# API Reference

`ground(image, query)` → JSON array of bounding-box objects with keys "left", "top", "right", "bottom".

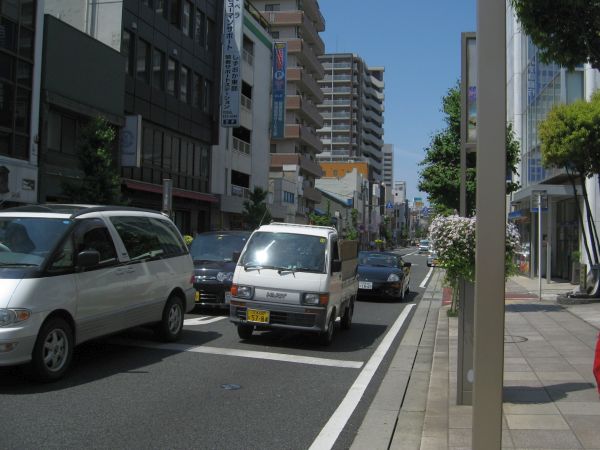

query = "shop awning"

[{"left": 123, "top": 179, "right": 218, "bottom": 203}]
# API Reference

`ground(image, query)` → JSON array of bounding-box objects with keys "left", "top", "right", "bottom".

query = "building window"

[
  {"left": 0, "top": 81, "right": 14, "bottom": 129},
  {"left": 155, "top": 0, "right": 167, "bottom": 18},
  {"left": 170, "top": 0, "right": 181, "bottom": 27},
  {"left": 283, "top": 191, "right": 295, "bottom": 204},
  {"left": 167, "top": 57, "right": 177, "bottom": 97},
  {"left": 0, "top": 17, "right": 17, "bottom": 53},
  {"left": 192, "top": 72, "right": 202, "bottom": 108},
  {"left": 206, "top": 17, "right": 215, "bottom": 50},
  {"left": 121, "top": 29, "right": 135, "bottom": 76},
  {"left": 203, "top": 79, "right": 211, "bottom": 112},
  {"left": 271, "top": 31, "right": 279, "bottom": 39},
  {"left": 137, "top": 39, "right": 151, "bottom": 83},
  {"left": 14, "top": 88, "right": 29, "bottom": 132},
  {"left": 142, "top": 0, "right": 153, "bottom": 8},
  {"left": 265, "top": 4, "right": 280, "bottom": 11},
  {"left": 180, "top": 65, "right": 189, "bottom": 103},
  {"left": 182, "top": 1, "right": 192, "bottom": 36},
  {"left": 152, "top": 48, "right": 165, "bottom": 90},
  {"left": 194, "top": 9, "right": 205, "bottom": 46}
]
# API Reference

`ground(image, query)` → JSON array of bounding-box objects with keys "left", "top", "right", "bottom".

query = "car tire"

[
  {"left": 237, "top": 324, "right": 253, "bottom": 340},
  {"left": 319, "top": 312, "right": 335, "bottom": 346},
  {"left": 156, "top": 295, "right": 184, "bottom": 342},
  {"left": 341, "top": 299, "right": 354, "bottom": 330},
  {"left": 27, "top": 317, "right": 74, "bottom": 382}
]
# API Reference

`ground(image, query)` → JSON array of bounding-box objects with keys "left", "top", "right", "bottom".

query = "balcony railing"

[
  {"left": 231, "top": 184, "right": 250, "bottom": 198},
  {"left": 242, "top": 49, "right": 254, "bottom": 66},
  {"left": 233, "top": 137, "right": 251, "bottom": 154},
  {"left": 241, "top": 94, "right": 252, "bottom": 110}
]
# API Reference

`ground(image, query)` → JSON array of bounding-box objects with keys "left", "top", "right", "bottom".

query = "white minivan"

[
  {"left": 229, "top": 223, "right": 358, "bottom": 345},
  {"left": 0, "top": 204, "right": 195, "bottom": 381}
]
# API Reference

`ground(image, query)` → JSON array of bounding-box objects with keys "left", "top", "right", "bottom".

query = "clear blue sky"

[{"left": 319, "top": 0, "right": 476, "bottom": 204}]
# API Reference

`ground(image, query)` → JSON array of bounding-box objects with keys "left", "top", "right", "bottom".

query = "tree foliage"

[
  {"left": 511, "top": 0, "right": 600, "bottom": 71},
  {"left": 418, "top": 83, "right": 520, "bottom": 215},
  {"left": 242, "top": 187, "right": 271, "bottom": 230},
  {"left": 62, "top": 116, "right": 123, "bottom": 204}
]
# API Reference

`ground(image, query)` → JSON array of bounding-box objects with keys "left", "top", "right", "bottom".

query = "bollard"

[{"left": 594, "top": 332, "right": 600, "bottom": 397}]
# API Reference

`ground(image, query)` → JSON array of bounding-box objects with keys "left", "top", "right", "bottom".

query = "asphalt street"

[{"left": 0, "top": 248, "right": 434, "bottom": 450}]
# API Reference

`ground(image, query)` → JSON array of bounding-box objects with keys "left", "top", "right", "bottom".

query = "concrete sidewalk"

[{"left": 351, "top": 270, "right": 600, "bottom": 450}]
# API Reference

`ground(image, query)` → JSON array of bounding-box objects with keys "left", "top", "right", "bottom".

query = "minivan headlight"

[
  {"left": 387, "top": 273, "right": 401, "bottom": 282},
  {"left": 0, "top": 309, "right": 31, "bottom": 327}
]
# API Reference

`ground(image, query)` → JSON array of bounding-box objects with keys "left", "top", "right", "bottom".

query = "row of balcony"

[
  {"left": 286, "top": 39, "right": 324, "bottom": 79},
  {"left": 264, "top": 11, "right": 324, "bottom": 55},
  {"left": 270, "top": 152, "right": 323, "bottom": 178},
  {"left": 286, "top": 95, "right": 324, "bottom": 129},
  {"left": 284, "top": 124, "right": 323, "bottom": 153},
  {"left": 298, "top": 0, "right": 326, "bottom": 32},
  {"left": 321, "top": 99, "right": 352, "bottom": 107},
  {"left": 321, "top": 86, "right": 352, "bottom": 94},
  {"left": 287, "top": 67, "right": 324, "bottom": 103}
]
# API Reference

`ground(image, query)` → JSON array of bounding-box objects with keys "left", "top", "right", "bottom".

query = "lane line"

[
  {"left": 110, "top": 339, "right": 364, "bottom": 369},
  {"left": 309, "top": 303, "right": 416, "bottom": 450},
  {"left": 184, "top": 316, "right": 227, "bottom": 326},
  {"left": 419, "top": 267, "right": 434, "bottom": 288}
]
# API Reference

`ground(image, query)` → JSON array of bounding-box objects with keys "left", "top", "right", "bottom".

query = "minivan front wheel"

[
  {"left": 157, "top": 295, "right": 184, "bottom": 342},
  {"left": 319, "top": 312, "right": 335, "bottom": 346},
  {"left": 28, "top": 317, "right": 74, "bottom": 382}
]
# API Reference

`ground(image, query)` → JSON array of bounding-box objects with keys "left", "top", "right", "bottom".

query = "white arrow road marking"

[
  {"left": 110, "top": 339, "right": 364, "bottom": 369},
  {"left": 184, "top": 316, "right": 227, "bottom": 326},
  {"left": 309, "top": 303, "right": 415, "bottom": 450}
]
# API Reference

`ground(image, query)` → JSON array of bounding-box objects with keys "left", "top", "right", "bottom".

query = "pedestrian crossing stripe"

[{"left": 183, "top": 316, "right": 227, "bottom": 326}]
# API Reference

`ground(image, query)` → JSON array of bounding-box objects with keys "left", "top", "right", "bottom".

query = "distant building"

[
  {"left": 393, "top": 181, "right": 406, "bottom": 204},
  {"left": 382, "top": 144, "right": 393, "bottom": 203}
]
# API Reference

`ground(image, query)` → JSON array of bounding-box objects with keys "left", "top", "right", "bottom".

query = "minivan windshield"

[
  {"left": 189, "top": 233, "right": 249, "bottom": 262},
  {"left": 240, "top": 232, "right": 327, "bottom": 273},
  {"left": 0, "top": 217, "right": 73, "bottom": 267}
]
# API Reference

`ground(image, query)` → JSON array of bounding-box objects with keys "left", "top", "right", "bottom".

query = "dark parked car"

[
  {"left": 357, "top": 251, "right": 411, "bottom": 301},
  {"left": 189, "top": 231, "right": 250, "bottom": 309}
]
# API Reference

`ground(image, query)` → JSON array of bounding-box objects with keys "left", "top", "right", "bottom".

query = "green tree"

[
  {"left": 511, "top": 0, "right": 600, "bottom": 71},
  {"left": 539, "top": 92, "right": 600, "bottom": 267},
  {"left": 418, "top": 83, "right": 520, "bottom": 215},
  {"left": 242, "top": 187, "right": 271, "bottom": 230},
  {"left": 309, "top": 200, "right": 333, "bottom": 226},
  {"left": 345, "top": 208, "right": 359, "bottom": 240},
  {"left": 62, "top": 116, "right": 122, "bottom": 204}
]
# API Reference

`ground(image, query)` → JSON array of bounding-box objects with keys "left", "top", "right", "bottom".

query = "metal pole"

[
  {"left": 538, "top": 192, "right": 542, "bottom": 300},
  {"left": 472, "top": 0, "right": 506, "bottom": 448}
]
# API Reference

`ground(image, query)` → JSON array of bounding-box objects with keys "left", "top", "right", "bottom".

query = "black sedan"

[{"left": 357, "top": 251, "right": 411, "bottom": 301}]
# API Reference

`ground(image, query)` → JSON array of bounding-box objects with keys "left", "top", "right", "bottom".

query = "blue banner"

[{"left": 271, "top": 42, "right": 287, "bottom": 139}]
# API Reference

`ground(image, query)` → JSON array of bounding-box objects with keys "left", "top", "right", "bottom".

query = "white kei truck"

[{"left": 229, "top": 223, "right": 358, "bottom": 345}]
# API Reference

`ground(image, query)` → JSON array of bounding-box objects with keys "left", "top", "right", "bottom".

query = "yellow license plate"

[
  {"left": 247, "top": 309, "right": 270, "bottom": 323},
  {"left": 195, "top": 291, "right": 200, "bottom": 301}
]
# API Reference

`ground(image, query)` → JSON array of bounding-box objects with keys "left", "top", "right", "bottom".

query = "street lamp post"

[{"left": 473, "top": 0, "right": 506, "bottom": 449}]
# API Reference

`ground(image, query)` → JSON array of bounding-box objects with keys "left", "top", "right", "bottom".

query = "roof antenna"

[{"left": 258, "top": 207, "right": 269, "bottom": 227}]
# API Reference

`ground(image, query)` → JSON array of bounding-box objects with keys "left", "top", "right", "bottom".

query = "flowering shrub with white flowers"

[{"left": 429, "top": 215, "right": 520, "bottom": 309}]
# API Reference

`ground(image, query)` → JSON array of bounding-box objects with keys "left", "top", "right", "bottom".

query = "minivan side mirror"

[
  {"left": 331, "top": 259, "right": 342, "bottom": 273},
  {"left": 232, "top": 251, "right": 241, "bottom": 263},
  {"left": 403, "top": 261, "right": 412, "bottom": 268},
  {"left": 77, "top": 250, "right": 100, "bottom": 270}
]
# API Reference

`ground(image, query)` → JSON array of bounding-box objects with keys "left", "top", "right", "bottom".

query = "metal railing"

[
  {"left": 231, "top": 184, "right": 250, "bottom": 198},
  {"left": 241, "top": 94, "right": 252, "bottom": 110},
  {"left": 233, "top": 137, "right": 251, "bottom": 155},
  {"left": 242, "top": 49, "right": 254, "bottom": 66}
]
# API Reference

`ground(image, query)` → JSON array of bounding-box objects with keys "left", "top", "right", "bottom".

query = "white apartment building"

[
  {"left": 393, "top": 180, "right": 406, "bottom": 204},
  {"left": 316, "top": 53, "right": 385, "bottom": 182},
  {"left": 252, "top": 0, "right": 326, "bottom": 223},
  {"left": 507, "top": 3, "right": 600, "bottom": 281},
  {"left": 210, "top": 5, "right": 273, "bottom": 229}
]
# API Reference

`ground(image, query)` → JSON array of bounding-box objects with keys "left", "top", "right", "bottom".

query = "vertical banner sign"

[
  {"left": 271, "top": 42, "right": 287, "bottom": 139},
  {"left": 162, "top": 178, "right": 173, "bottom": 215},
  {"left": 120, "top": 114, "right": 142, "bottom": 167},
  {"left": 221, "top": 0, "right": 243, "bottom": 127},
  {"left": 466, "top": 36, "right": 477, "bottom": 144}
]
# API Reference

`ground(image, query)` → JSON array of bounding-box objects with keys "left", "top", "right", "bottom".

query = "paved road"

[{"left": 0, "top": 248, "right": 434, "bottom": 450}]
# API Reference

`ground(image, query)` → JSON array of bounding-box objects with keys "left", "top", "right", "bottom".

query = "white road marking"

[
  {"left": 404, "top": 250, "right": 418, "bottom": 256},
  {"left": 111, "top": 339, "right": 364, "bottom": 369},
  {"left": 184, "top": 316, "right": 227, "bottom": 326},
  {"left": 419, "top": 267, "right": 434, "bottom": 288},
  {"left": 309, "top": 304, "right": 416, "bottom": 450}
]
